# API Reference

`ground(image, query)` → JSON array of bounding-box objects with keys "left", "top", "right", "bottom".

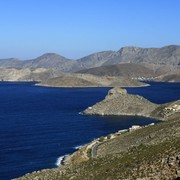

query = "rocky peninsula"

[{"left": 83, "top": 87, "right": 159, "bottom": 117}]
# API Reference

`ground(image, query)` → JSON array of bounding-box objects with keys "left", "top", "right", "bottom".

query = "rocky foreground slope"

[{"left": 16, "top": 88, "right": 180, "bottom": 180}]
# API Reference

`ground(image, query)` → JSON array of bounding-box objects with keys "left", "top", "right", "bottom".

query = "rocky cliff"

[{"left": 104, "top": 45, "right": 180, "bottom": 67}]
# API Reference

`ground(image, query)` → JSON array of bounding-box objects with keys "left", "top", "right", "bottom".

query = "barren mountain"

[
  {"left": 74, "top": 51, "right": 118, "bottom": 71},
  {"left": 77, "top": 63, "right": 157, "bottom": 78},
  {"left": 0, "top": 45, "right": 179, "bottom": 74},
  {"left": 104, "top": 45, "right": 180, "bottom": 66},
  {"left": 0, "top": 58, "right": 21, "bottom": 68},
  {"left": 83, "top": 87, "right": 159, "bottom": 117},
  {"left": 156, "top": 73, "right": 180, "bottom": 82},
  {"left": 21, "top": 53, "right": 77, "bottom": 72}
]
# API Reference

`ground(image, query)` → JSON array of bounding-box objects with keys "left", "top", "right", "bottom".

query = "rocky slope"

[
  {"left": 0, "top": 45, "right": 179, "bottom": 73},
  {"left": 0, "top": 45, "right": 179, "bottom": 83},
  {"left": 38, "top": 74, "right": 145, "bottom": 87},
  {"left": 155, "top": 67, "right": 180, "bottom": 82},
  {"left": 20, "top": 53, "right": 76, "bottom": 72},
  {"left": 74, "top": 51, "right": 118, "bottom": 71},
  {"left": 0, "top": 53, "right": 76, "bottom": 72},
  {"left": 104, "top": 45, "right": 180, "bottom": 67},
  {"left": 0, "top": 68, "right": 62, "bottom": 81},
  {"left": 158, "top": 73, "right": 180, "bottom": 82},
  {"left": 83, "top": 87, "right": 159, "bottom": 117},
  {"left": 77, "top": 63, "right": 158, "bottom": 78}
]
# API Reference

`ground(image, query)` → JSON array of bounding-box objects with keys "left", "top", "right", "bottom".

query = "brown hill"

[
  {"left": 83, "top": 87, "right": 158, "bottom": 117},
  {"left": 104, "top": 45, "right": 180, "bottom": 66},
  {"left": 77, "top": 63, "right": 157, "bottom": 78},
  {"left": 38, "top": 74, "right": 145, "bottom": 87}
]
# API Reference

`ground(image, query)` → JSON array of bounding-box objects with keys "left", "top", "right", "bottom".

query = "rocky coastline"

[
  {"left": 83, "top": 87, "right": 158, "bottom": 117},
  {"left": 15, "top": 87, "right": 180, "bottom": 180}
]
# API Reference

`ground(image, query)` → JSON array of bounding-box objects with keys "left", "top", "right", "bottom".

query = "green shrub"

[
  {"left": 99, "top": 136, "right": 104, "bottom": 142},
  {"left": 107, "top": 134, "right": 111, "bottom": 139},
  {"left": 87, "top": 148, "right": 92, "bottom": 158}
]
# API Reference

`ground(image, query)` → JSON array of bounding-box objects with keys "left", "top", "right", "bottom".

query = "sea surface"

[{"left": 0, "top": 82, "right": 179, "bottom": 180}]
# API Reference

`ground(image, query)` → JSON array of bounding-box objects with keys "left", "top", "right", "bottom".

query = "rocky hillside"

[
  {"left": 74, "top": 51, "right": 118, "bottom": 71},
  {"left": 83, "top": 87, "right": 180, "bottom": 120},
  {"left": 38, "top": 74, "right": 145, "bottom": 87},
  {"left": 155, "top": 67, "right": 180, "bottom": 82},
  {"left": 0, "top": 68, "right": 62, "bottom": 81},
  {"left": 104, "top": 45, "right": 180, "bottom": 67},
  {"left": 77, "top": 63, "right": 158, "bottom": 78},
  {"left": 83, "top": 87, "right": 159, "bottom": 117},
  {"left": 0, "top": 53, "right": 76, "bottom": 72},
  {"left": 159, "top": 74, "right": 180, "bottom": 82},
  {"left": 0, "top": 45, "right": 179, "bottom": 73},
  {"left": 20, "top": 53, "right": 76, "bottom": 72},
  {"left": 0, "top": 45, "right": 179, "bottom": 83}
]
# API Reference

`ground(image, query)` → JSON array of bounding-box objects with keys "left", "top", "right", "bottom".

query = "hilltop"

[
  {"left": 83, "top": 87, "right": 159, "bottom": 117},
  {"left": 103, "top": 45, "right": 180, "bottom": 66}
]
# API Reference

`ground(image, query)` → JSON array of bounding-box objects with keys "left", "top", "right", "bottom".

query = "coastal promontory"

[{"left": 83, "top": 87, "right": 159, "bottom": 118}]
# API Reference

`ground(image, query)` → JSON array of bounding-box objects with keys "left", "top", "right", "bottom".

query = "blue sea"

[{"left": 0, "top": 82, "right": 179, "bottom": 180}]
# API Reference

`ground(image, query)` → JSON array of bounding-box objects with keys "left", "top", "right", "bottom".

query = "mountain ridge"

[{"left": 0, "top": 45, "right": 179, "bottom": 73}]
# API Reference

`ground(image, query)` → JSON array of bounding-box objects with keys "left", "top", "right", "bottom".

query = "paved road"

[{"left": 91, "top": 143, "right": 99, "bottom": 158}]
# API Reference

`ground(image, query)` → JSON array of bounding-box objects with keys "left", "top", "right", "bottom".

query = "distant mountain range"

[
  {"left": 0, "top": 45, "right": 179, "bottom": 73},
  {"left": 0, "top": 45, "right": 179, "bottom": 83}
]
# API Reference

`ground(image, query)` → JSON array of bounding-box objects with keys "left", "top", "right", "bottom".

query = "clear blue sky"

[{"left": 0, "top": 0, "right": 180, "bottom": 59}]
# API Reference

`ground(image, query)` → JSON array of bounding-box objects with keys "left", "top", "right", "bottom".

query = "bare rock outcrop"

[{"left": 83, "top": 87, "right": 158, "bottom": 117}]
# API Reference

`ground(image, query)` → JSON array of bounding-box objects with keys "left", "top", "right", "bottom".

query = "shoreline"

[
  {"left": 14, "top": 82, "right": 180, "bottom": 179},
  {"left": 58, "top": 121, "right": 158, "bottom": 167},
  {"left": 35, "top": 83, "right": 149, "bottom": 88},
  {"left": 59, "top": 97, "right": 180, "bottom": 167}
]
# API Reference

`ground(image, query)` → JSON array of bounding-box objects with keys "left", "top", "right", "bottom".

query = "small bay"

[{"left": 0, "top": 82, "right": 179, "bottom": 180}]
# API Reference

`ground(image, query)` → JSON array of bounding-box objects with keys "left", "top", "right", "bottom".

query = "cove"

[{"left": 0, "top": 82, "right": 179, "bottom": 180}]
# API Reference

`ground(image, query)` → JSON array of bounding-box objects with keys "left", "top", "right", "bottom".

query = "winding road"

[{"left": 91, "top": 143, "right": 100, "bottom": 158}]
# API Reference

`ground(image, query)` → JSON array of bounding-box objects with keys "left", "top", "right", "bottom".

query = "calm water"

[
  {"left": 126, "top": 81, "right": 180, "bottom": 104},
  {"left": 0, "top": 82, "right": 179, "bottom": 180}
]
